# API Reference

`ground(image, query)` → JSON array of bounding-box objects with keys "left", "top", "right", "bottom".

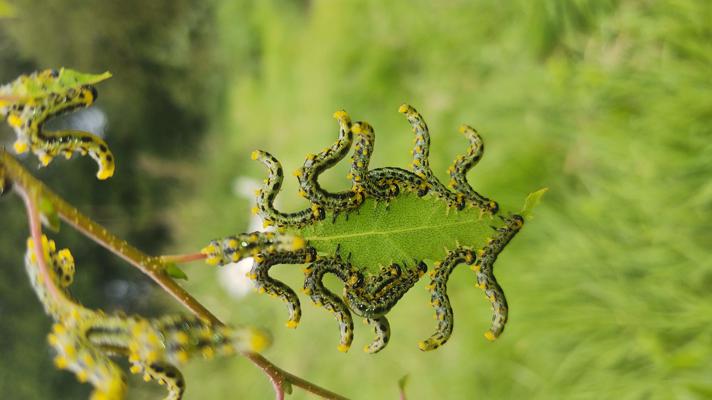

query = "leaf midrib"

[{"left": 304, "top": 218, "right": 481, "bottom": 243}]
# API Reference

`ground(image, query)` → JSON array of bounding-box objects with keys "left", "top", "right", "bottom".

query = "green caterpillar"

[{"left": 1, "top": 68, "right": 115, "bottom": 180}]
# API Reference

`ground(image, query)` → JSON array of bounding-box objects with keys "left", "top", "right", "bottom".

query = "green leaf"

[
  {"left": 295, "top": 194, "right": 511, "bottom": 271},
  {"left": 38, "top": 196, "right": 60, "bottom": 232},
  {"left": 398, "top": 374, "right": 410, "bottom": 391},
  {"left": 521, "top": 187, "right": 548, "bottom": 219},
  {"left": 282, "top": 380, "right": 293, "bottom": 395},
  {"left": 56, "top": 68, "right": 112, "bottom": 89},
  {"left": 165, "top": 263, "right": 188, "bottom": 280},
  {"left": 10, "top": 68, "right": 112, "bottom": 100}
]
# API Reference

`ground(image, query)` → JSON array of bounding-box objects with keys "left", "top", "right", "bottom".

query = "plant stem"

[
  {"left": 15, "top": 184, "right": 67, "bottom": 307},
  {"left": 160, "top": 252, "right": 207, "bottom": 264}
]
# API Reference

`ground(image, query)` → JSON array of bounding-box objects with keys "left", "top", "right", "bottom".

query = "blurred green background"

[{"left": 1, "top": 0, "right": 710, "bottom": 399}]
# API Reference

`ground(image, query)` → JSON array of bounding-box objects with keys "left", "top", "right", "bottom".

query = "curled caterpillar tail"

[
  {"left": 474, "top": 215, "right": 524, "bottom": 340},
  {"left": 297, "top": 110, "right": 360, "bottom": 210},
  {"left": 33, "top": 129, "right": 115, "bottom": 180},
  {"left": 303, "top": 257, "right": 355, "bottom": 352},
  {"left": 420, "top": 248, "right": 475, "bottom": 351},
  {"left": 447, "top": 124, "right": 498, "bottom": 214},
  {"left": 364, "top": 316, "right": 390, "bottom": 354},
  {"left": 249, "top": 250, "right": 315, "bottom": 329},
  {"left": 251, "top": 149, "right": 321, "bottom": 227}
]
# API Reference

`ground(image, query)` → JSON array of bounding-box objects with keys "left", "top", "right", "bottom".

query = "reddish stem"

[
  {"left": 16, "top": 185, "right": 64, "bottom": 304},
  {"left": 160, "top": 252, "right": 207, "bottom": 264}
]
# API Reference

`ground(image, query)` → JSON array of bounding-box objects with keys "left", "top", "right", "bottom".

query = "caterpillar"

[{"left": 1, "top": 68, "right": 115, "bottom": 180}]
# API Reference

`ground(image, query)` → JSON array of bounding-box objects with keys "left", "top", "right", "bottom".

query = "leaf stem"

[{"left": 160, "top": 252, "right": 207, "bottom": 264}]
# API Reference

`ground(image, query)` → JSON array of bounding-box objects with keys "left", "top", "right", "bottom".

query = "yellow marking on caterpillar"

[
  {"left": 175, "top": 350, "right": 189, "bottom": 364},
  {"left": 54, "top": 356, "right": 68, "bottom": 369},
  {"left": 13, "top": 140, "right": 28, "bottom": 154},
  {"left": 202, "top": 347, "right": 215, "bottom": 359},
  {"left": 48, "top": 333, "right": 58, "bottom": 345},
  {"left": 7, "top": 114, "right": 22, "bottom": 127},
  {"left": 291, "top": 236, "right": 306, "bottom": 250},
  {"left": 333, "top": 110, "right": 349, "bottom": 121},
  {"left": 39, "top": 153, "right": 53, "bottom": 166},
  {"left": 250, "top": 331, "right": 270, "bottom": 352},
  {"left": 96, "top": 165, "right": 114, "bottom": 181},
  {"left": 76, "top": 370, "right": 89, "bottom": 383}
]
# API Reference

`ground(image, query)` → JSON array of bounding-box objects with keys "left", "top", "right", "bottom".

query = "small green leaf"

[
  {"left": 165, "top": 263, "right": 188, "bottom": 280},
  {"left": 398, "top": 374, "right": 410, "bottom": 391},
  {"left": 57, "top": 69, "right": 112, "bottom": 88},
  {"left": 283, "top": 379, "right": 293, "bottom": 395},
  {"left": 38, "top": 196, "right": 60, "bottom": 232},
  {"left": 17, "top": 69, "right": 112, "bottom": 100},
  {"left": 521, "top": 187, "right": 548, "bottom": 219},
  {"left": 398, "top": 374, "right": 410, "bottom": 399}
]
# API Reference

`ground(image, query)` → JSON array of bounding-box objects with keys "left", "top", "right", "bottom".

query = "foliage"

[
  {"left": 301, "top": 188, "right": 546, "bottom": 269},
  {"left": 301, "top": 195, "right": 502, "bottom": 269},
  {"left": 0, "top": 0, "right": 710, "bottom": 399}
]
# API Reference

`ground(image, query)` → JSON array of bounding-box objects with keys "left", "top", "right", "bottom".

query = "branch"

[
  {"left": 15, "top": 180, "right": 67, "bottom": 308},
  {"left": 0, "top": 149, "right": 348, "bottom": 400}
]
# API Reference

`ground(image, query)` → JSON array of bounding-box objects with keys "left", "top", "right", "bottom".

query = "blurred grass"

[
  {"left": 168, "top": 1, "right": 711, "bottom": 399},
  {"left": 1, "top": 0, "right": 710, "bottom": 399}
]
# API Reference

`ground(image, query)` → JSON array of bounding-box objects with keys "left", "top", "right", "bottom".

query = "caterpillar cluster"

[
  {"left": 1, "top": 68, "right": 115, "bottom": 180},
  {"left": 25, "top": 235, "right": 268, "bottom": 399},
  {"left": 203, "top": 105, "right": 527, "bottom": 353}
]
